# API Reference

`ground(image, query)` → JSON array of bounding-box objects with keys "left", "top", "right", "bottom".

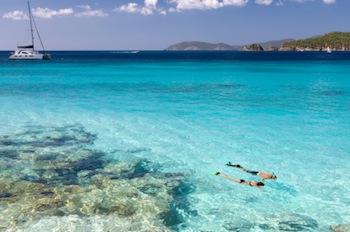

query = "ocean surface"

[{"left": 0, "top": 51, "right": 350, "bottom": 231}]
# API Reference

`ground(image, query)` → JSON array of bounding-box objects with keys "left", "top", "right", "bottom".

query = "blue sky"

[{"left": 1, "top": 0, "right": 349, "bottom": 50}]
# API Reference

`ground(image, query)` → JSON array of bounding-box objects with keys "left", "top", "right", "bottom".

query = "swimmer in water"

[
  {"left": 226, "top": 162, "right": 277, "bottom": 181},
  {"left": 215, "top": 172, "right": 265, "bottom": 190}
]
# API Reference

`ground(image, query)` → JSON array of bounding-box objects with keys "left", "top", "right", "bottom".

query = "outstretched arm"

[
  {"left": 216, "top": 172, "right": 241, "bottom": 183},
  {"left": 238, "top": 167, "right": 250, "bottom": 172},
  {"left": 226, "top": 163, "right": 250, "bottom": 172}
]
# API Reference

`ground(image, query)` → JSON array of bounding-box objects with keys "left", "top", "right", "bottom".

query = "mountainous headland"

[
  {"left": 281, "top": 32, "right": 350, "bottom": 51},
  {"left": 165, "top": 32, "right": 350, "bottom": 51}
]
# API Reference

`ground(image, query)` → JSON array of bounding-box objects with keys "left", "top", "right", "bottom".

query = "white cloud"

[
  {"left": 140, "top": 7, "right": 154, "bottom": 15},
  {"left": 168, "top": 0, "right": 249, "bottom": 11},
  {"left": 75, "top": 5, "right": 108, "bottom": 17},
  {"left": 223, "top": 0, "right": 249, "bottom": 7},
  {"left": 115, "top": 0, "right": 335, "bottom": 15},
  {"left": 116, "top": 0, "right": 164, "bottom": 15},
  {"left": 117, "top": 0, "right": 248, "bottom": 15},
  {"left": 255, "top": 0, "right": 273, "bottom": 5},
  {"left": 3, "top": 11, "right": 29, "bottom": 20},
  {"left": 323, "top": 0, "right": 335, "bottom": 4},
  {"left": 77, "top": 5, "right": 92, "bottom": 11},
  {"left": 145, "top": 0, "right": 158, "bottom": 7},
  {"left": 117, "top": 3, "right": 140, "bottom": 13},
  {"left": 142, "top": 0, "right": 158, "bottom": 15},
  {"left": 75, "top": 10, "right": 108, "bottom": 17},
  {"left": 3, "top": 5, "right": 108, "bottom": 21},
  {"left": 169, "top": 0, "right": 222, "bottom": 10},
  {"left": 32, "top": 7, "right": 74, "bottom": 19},
  {"left": 287, "top": 0, "right": 336, "bottom": 5},
  {"left": 158, "top": 9, "right": 167, "bottom": 15}
]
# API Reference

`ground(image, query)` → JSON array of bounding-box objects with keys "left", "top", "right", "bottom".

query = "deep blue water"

[
  {"left": 2, "top": 50, "right": 350, "bottom": 62},
  {"left": 0, "top": 51, "right": 350, "bottom": 231}
]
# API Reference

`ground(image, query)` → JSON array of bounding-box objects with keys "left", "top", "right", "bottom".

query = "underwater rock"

[
  {"left": 222, "top": 221, "right": 255, "bottom": 231},
  {"left": 139, "top": 183, "right": 163, "bottom": 196},
  {"left": 0, "top": 124, "right": 192, "bottom": 231},
  {"left": 318, "top": 90, "right": 345, "bottom": 96},
  {"left": 0, "top": 149, "right": 18, "bottom": 159},
  {"left": 330, "top": 224, "right": 350, "bottom": 232},
  {"left": 275, "top": 213, "right": 318, "bottom": 231},
  {"left": 0, "top": 124, "right": 96, "bottom": 148},
  {"left": 16, "top": 215, "right": 173, "bottom": 232},
  {"left": 0, "top": 192, "right": 12, "bottom": 198}
]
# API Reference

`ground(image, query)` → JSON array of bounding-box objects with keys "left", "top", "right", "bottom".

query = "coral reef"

[{"left": 0, "top": 125, "right": 191, "bottom": 231}]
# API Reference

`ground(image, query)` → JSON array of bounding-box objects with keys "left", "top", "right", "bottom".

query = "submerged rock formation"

[
  {"left": 222, "top": 213, "right": 319, "bottom": 231},
  {"left": 0, "top": 125, "right": 193, "bottom": 231},
  {"left": 330, "top": 224, "right": 350, "bottom": 232}
]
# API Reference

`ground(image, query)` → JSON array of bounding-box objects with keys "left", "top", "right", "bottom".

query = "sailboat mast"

[
  {"left": 27, "top": 1, "right": 34, "bottom": 48},
  {"left": 10, "top": 1, "right": 51, "bottom": 59}
]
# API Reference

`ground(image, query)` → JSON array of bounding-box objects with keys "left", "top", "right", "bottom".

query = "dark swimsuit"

[
  {"left": 247, "top": 171, "right": 259, "bottom": 175},
  {"left": 240, "top": 179, "right": 254, "bottom": 187}
]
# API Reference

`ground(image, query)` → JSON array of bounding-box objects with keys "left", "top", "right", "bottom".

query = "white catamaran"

[{"left": 9, "top": 1, "right": 51, "bottom": 60}]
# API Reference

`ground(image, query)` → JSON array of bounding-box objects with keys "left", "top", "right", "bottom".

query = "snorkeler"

[
  {"left": 215, "top": 172, "right": 264, "bottom": 190},
  {"left": 226, "top": 162, "right": 277, "bottom": 181}
]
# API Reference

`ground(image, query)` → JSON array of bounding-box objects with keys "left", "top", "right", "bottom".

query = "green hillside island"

[
  {"left": 165, "top": 32, "right": 350, "bottom": 51},
  {"left": 166, "top": 41, "right": 236, "bottom": 50},
  {"left": 165, "top": 40, "right": 290, "bottom": 51},
  {"left": 281, "top": 32, "right": 350, "bottom": 51}
]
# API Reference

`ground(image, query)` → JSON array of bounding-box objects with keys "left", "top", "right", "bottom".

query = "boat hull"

[{"left": 9, "top": 51, "right": 51, "bottom": 60}]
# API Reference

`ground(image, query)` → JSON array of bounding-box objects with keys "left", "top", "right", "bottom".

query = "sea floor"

[{"left": 1, "top": 54, "right": 350, "bottom": 231}]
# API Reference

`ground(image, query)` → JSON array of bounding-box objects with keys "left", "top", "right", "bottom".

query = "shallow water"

[{"left": 0, "top": 51, "right": 350, "bottom": 231}]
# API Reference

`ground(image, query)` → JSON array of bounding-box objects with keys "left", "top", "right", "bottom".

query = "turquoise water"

[{"left": 0, "top": 51, "right": 350, "bottom": 231}]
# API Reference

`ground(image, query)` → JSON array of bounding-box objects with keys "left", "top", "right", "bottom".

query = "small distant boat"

[
  {"left": 9, "top": 1, "right": 50, "bottom": 60},
  {"left": 112, "top": 51, "right": 140, "bottom": 54},
  {"left": 326, "top": 47, "right": 332, "bottom": 54}
]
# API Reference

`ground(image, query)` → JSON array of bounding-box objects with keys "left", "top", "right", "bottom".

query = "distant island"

[
  {"left": 165, "top": 32, "right": 350, "bottom": 51},
  {"left": 281, "top": 32, "right": 350, "bottom": 51},
  {"left": 166, "top": 41, "right": 236, "bottom": 51}
]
